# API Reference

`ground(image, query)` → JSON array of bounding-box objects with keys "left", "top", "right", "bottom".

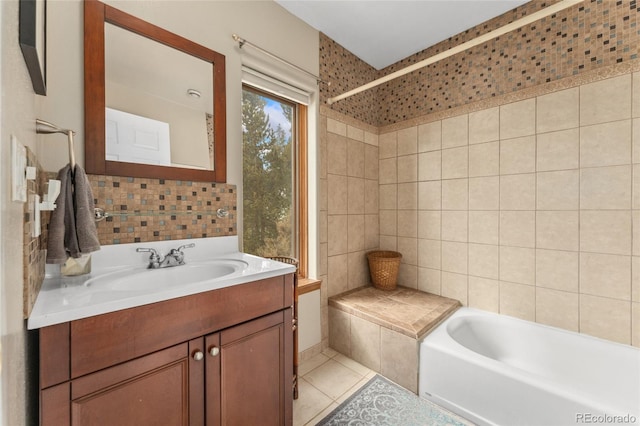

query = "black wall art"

[{"left": 19, "top": 0, "right": 46, "bottom": 95}]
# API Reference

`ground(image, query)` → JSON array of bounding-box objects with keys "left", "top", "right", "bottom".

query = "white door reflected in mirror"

[
  {"left": 105, "top": 22, "right": 214, "bottom": 171},
  {"left": 106, "top": 108, "right": 171, "bottom": 166}
]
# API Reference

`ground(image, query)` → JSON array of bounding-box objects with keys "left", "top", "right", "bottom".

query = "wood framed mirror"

[{"left": 84, "top": 0, "right": 226, "bottom": 182}]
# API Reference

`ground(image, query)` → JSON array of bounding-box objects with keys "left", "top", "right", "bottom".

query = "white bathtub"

[{"left": 419, "top": 308, "right": 640, "bottom": 426}]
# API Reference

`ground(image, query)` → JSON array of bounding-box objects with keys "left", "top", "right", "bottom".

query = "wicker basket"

[
  {"left": 266, "top": 256, "right": 299, "bottom": 273},
  {"left": 367, "top": 250, "right": 402, "bottom": 290}
]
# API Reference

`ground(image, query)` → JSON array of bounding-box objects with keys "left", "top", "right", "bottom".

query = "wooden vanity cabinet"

[{"left": 39, "top": 274, "right": 294, "bottom": 426}]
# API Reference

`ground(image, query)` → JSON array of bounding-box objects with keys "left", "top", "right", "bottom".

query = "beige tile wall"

[
  {"left": 319, "top": 113, "right": 379, "bottom": 349},
  {"left": 328, "top": 306, "right": 419, "bottom": 392},
  {"left": 379, "top": 72, "right": 640, "bottom": 347}
]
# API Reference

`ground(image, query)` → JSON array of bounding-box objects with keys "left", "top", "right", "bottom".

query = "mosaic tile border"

[
  {"left": 378, "top": 57, "right": 640, "bottom": 134},
  {"left": 321, "top": 0, "right": 640, "bottom": 127},
  {"left": 322, "top": 57, "right": 640, "bottom": 134},
  {"left": 320, "top": 32, "right": 379, "bottom": 126}
]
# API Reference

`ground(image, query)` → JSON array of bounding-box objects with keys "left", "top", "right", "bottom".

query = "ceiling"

[{"left": 275, "top": 0, "right": 529, "bottom": 70}]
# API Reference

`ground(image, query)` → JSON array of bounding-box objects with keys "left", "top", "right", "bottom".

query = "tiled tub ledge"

[{"left": 328, "top": 286, "right": 460, "bottom": 393}]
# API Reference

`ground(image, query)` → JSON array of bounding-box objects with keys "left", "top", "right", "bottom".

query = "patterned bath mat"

[{"left": 316, "top": 375, "right": 473, "bottom": 426}]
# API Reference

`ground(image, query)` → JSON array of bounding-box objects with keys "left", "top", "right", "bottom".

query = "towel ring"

[{"left": 36, "top": 119, "right": 76, "bottom": 170}]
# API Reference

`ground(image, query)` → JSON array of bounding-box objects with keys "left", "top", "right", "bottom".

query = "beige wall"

[
  {"left": 37, "top": 0, "right": 320, "bottom": 237},
  {"left": 37, "top": 0, "right": 321, "bottom": 278},
  {"left": 378, "top": 72, "right": 640, "bottom": 346},
  {"left": 3, "top": 0, "right": 321, "bottom": 422},
  {"left": 1, "top": 0, "right": 40, "bottom": 424}
]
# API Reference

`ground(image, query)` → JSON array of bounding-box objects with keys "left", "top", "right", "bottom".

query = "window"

[{"left": 242, "top": 85, "right": 308, "bottom": 276}]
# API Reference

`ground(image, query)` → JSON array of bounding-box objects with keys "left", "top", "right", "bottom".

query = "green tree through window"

[{"left": 242, "top": 86, "right": 295, "bottom": 257}]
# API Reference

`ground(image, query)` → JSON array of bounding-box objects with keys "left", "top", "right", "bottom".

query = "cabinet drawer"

[
  {"left": 70, "top": 275, "right": 290, "bottom": 377},
  {"left": 71, "top": 343, "right": 188, "bottom": 399}
]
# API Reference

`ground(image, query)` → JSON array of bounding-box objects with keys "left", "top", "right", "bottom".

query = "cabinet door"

[
  {"left": 70, "top": 342, "right": 203, "bottom": 426},
  {"left": 218, "top": 311, "right": 291, "bottom": 426}
]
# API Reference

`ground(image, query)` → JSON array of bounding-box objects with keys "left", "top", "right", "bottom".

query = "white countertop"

[{"left": 27, "top": 236, "right": 296, "bottom": 329}]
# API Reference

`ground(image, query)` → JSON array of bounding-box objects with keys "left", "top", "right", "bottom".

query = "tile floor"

[{"left": 293, "top": 348, "right": 377, "bottom": 425}]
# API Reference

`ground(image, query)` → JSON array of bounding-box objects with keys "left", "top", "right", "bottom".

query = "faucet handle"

[
  {"left": 171, "top": 243, "right": 194, "bottom": 264},
  {"left": 177, "top": 243, "right": 195, "bottom": 252},
  {"left": 136, "top": 247, "right": 159, "bottom": 257},
  {"left": 136, "top": 248, "right": 161, "bottom": 268}
]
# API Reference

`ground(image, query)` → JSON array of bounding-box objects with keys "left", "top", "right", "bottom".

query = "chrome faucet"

[{"left": 136, "top": 243, "right": 195, "bottom": 269}]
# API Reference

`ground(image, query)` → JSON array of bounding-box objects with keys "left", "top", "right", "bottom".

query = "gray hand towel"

[{"left": 46, "top": 164, "right": 101, "bottom": 264}]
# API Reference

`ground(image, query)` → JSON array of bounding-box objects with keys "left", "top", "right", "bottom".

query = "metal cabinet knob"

[
  {"left": 193, "top": 351, "right": 204, "bottom": 361},
  {"left": 209, "top": 346, "right": 220, "bottom": 357}
]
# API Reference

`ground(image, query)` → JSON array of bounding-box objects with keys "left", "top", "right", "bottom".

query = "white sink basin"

[
  {"left": 29, "top": 236, "right": 299, "bottom": 330},
  {"left": 83, "top": 259, "right": 249, "bottom": 292}
]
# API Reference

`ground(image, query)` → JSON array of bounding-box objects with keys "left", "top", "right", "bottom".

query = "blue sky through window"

[{"left": 264, "top": 98, "right": 292, "bottom": 140}]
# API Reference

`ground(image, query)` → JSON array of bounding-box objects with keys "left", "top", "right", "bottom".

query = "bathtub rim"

[{"left": 419, "top": 307, "right": 640, "bottom": 417}]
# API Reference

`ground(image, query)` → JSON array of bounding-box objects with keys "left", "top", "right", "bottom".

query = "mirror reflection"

[{"left": 105, "top": 23, "right": 214, "bottom": 170}]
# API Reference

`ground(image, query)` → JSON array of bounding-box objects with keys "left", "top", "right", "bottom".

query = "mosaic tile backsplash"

[
  {"left": 88, "top": 175, "right": 237, "bottom": 245},
  {"left": 23, "top": 147, "right": 48, "bottom": 318},
  {"left": 322, "top": 0, "right": 640, "bottom": 127}
]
